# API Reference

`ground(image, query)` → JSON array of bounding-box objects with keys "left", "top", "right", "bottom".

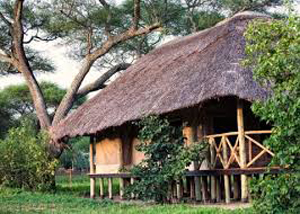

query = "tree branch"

[
  {"left": 76, "top": 63, "right": 131, "bottom": 98},
  {"left": 52, "top": 22, "right": 161, "bottom": 125},
  {"left": 98, "top": 0, "right": 112, "bottom": 37},
  {"left": 132, "top": 0, "right": 141, "bottom": 30},
  {"left": 0, "top": 11, "right": 12, "bottom": 28},
  {"left": 10, "top": 0, "right": 51, "bottom": 129}
]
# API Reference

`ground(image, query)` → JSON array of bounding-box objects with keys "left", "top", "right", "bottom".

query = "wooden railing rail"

[{"left": 205, "top": 130, "right": 274, "bottom": 170}]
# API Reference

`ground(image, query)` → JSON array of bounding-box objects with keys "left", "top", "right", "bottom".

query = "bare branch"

[
  {"left": 76, "top": 63, "right": 131, "bottom": 98},
  {"left": 86, "top": 28, "right": 93, "bottom": 54},
  {"left": 0, "top": 52, "right": 12, "bottom": 63},
  {"left": 0, "top": 11, "right": 12, "bottom": 28},
  {"left": 52, "top": 22, "right": 161, "bottom": 125},
  {"left": 132, "top": 0, "right": 141, "bottom": 30}
]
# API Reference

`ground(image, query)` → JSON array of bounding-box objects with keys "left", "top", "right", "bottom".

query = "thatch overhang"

[{"left": 53, "top": 12, "right": 270, "bottom": 140}]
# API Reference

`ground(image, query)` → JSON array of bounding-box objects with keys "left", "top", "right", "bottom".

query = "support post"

[
  {"left": 90, "top": 136, "right": 96, "bottom": 198},
  {"left": 233, "top": 175, "right": 240, "bottom": 201},
  {"left": 119, "top": 178, "right": 124, "bottom": 200},
  {"left": 210, "top": 142, "right": 216, "bottom": 203},
  {"left": 108, "top": 178, "right": 113, "bottom": 199},
  {"left": 237, "top": 99, "right": 248, "bottom": 202},
  {"left": 99, "top": 178, "right": 104, "bottom": 199},
  {"left": 216, "top": 176, "right": 221, "bottom": 203},
  {"left": 176, "top": 180, "right": 182, "bottom": 200},
  {"left": 201, "top": 176, "right": 209, "bottom": 203},
  {"left": 222, "top": 137, "right": 230, "bottom": 203},
  {"left": 189, "top": 177, "right": 195, "bottom": 199},
  {"left": 130, "top": 177, "right": 135, "bottom": 199}
]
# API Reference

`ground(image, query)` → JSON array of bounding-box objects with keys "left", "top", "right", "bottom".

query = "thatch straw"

[{"left": 52, "top": 12, "right": 270, "bottom": 140}]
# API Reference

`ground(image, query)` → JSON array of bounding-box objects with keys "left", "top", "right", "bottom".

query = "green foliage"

[
  {"left": 125, "top": 116, "right": 207, "bottom": 203},
  {"left": 250, "top": 174, "right": 300, "bottom": 213},
  {"left": 245, "top": 12, "right": 300, "bottom": 214},
  {"left": 220, "top": 0, "right": 283, "bottom": 14},
  {"left": 0, "top": 82, "right": 86, "bottom": 138},
  {"left": 59, "top": 137, "right": 89, "bottom": 170},
  {"left": 0, "top": 119, "right": 58, "bottom": 191}
]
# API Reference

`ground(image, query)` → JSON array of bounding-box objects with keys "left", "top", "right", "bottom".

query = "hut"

[{"left": 53, "top": 12, "right": 277, "bottom": 203}]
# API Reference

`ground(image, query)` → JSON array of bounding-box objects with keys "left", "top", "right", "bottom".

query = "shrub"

[
  {"left": 245, "top": 12, "right": 300, "bottom": 213},
  {"left": 125, "top": 116, "right": 207, "bottom": 203},
  {"left": 0, "top": 119, "right": 58, "bottom": 191}
]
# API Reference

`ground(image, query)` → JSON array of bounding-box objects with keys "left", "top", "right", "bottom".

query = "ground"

[{"left": 0, "top": 174, "right": 252, "bottom": 214}]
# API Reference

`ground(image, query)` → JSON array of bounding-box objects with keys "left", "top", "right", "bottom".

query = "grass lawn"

[{"left": 0, "top": 174, "right": 253, "bottom": 214}]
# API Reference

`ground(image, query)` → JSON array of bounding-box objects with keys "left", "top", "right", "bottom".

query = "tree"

[
  {"left": 0, "top": 81, "right": 86, "bottom": 138},
  {"left": 244, "top": 10, "right": 300, "bottom": 213},
  {"left": 0, "top": 0, "right": 283, "bottom": 157}
]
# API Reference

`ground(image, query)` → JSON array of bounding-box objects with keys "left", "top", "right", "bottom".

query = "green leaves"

[
  {"left": 125, "top": 116, "right": 206, "bottom": 203},
  {"left": 0, "top": 119, "right": 58, "bottom": 191},
  {"left": 245, "top": 12, "right": 300, "bottom": 214}
]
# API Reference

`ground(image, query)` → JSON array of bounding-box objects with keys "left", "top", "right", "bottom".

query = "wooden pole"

[
  {"left": 119, "top": 178, "right": 124, "bottom": 200},
  {"left": 189, "top": 177, "right": 195, "bottom": 199},
  {"left": 237, "top": 99, "right": 248, "bottom": 202},
  {"left": 222, "top": 137, "right": 230, "bottom": 203},
  {"left": 176, "top": 180, "right": 182, "bottom": 200},
  {"left": 108, "top": 178, "right": 113, "bottom": 199},
  {"left": 130, "top": 177, "right": 135, "bottom": 199},
  {"left": 89, "top": 136, "right": 96, "bottom": 198},
  {"left": 216, "top": 176, "right": 221, "bottom": 203},
  {"left": 210, "top": 142, "right": 216, "bottom": 203},
  {"left": 99, "top": 178, "right": 104, "bottom": 199},
  {"left": 201, "top": 176, "right": 209, "bottom": 203},
  {"left": 233, "top": 175, "right": 240, "bottom": 201}
]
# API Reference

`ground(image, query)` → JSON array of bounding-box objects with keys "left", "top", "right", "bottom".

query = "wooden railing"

[{"left": 206, "top": 130, "right": 274, "bottom": 170}]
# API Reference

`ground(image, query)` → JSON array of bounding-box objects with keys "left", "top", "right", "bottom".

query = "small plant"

[
  {"left": 125, "top": 116, "right": 207, "bottom": 203},
  {"left": 0, "top": 118, "right": 58, "bottom": 191}
]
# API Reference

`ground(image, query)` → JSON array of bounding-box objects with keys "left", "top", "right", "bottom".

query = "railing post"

[
  {"left": 222, "top": 136, "right": 230, "bottom": 203},
  {"left": 90, "top": 135, "right": 96, "bottom": 198},
  {"left": 210, "top": 139, "right": 216, "bottom": 203},
  {"left": 237, "top": 99, "right": 248, "bottom": 202}
]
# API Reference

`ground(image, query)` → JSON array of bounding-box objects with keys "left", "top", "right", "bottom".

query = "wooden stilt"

[
  {"left": 216, "top": 176, "right": 221, "bottom": 203},
  {"left": 233, "top": 175, "right": 240, "bottom": 201},
  {"left": 201, "top": 176, "right": 209, "bottom": 203},
  {"left": 222, "top": 136, "right": 230, "bottom": 204},
  {"left": 130, "top": 177, "right": 135, "bottom": 199},
  {"left": 189, "top": 177, "right": 195, "bottom": 199},
  {"left": 210, "top": 142, "right": 216, "bottom": 203},
  {"left": 108, "top": 178, "right": 113, "bottom": 199},
  {"left": 176, "top": 180, "right": 181, "bottom": 200},
  {"left": 99, "top": 178, "right": 104, "bottom": 199},
  {"left": 237, "top": 99, "right": 248, "bottom": 202},
  {"left": 89, "top": 136, "right": 96, "bottom": 198},
  {"left": 119, "top": 178, "right": 124, "bottom": 200}
]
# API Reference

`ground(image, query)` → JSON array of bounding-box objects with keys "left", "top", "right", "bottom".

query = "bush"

[
  {"left": 251, "top": 174, "right": 300, "bottom": 214},
  {"left": 125, "top": 116, "right": 207, "bottom": 203},
  {"left": 245, "top": 12, "right": 300, "bottom": 213},
  {"left": 0, "top": 119, "right": 58, "bottom": 191}
]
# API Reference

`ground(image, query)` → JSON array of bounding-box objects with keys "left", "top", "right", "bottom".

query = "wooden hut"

[{"left": 53, "top": 12, "right": 278, "bottom": 203}]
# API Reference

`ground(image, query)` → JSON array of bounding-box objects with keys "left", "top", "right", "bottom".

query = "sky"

[{"left": 0, "top": 3, "right": 300, "bottom": 91}]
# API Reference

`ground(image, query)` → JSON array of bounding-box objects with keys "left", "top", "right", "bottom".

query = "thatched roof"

[{"left": 53, "top": 12, "right": 270, "bottom": 140}]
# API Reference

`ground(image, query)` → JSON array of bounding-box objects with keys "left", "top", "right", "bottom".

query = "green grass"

[{"left": 0, "top": 174, "right": 253, "bottom": 214}]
